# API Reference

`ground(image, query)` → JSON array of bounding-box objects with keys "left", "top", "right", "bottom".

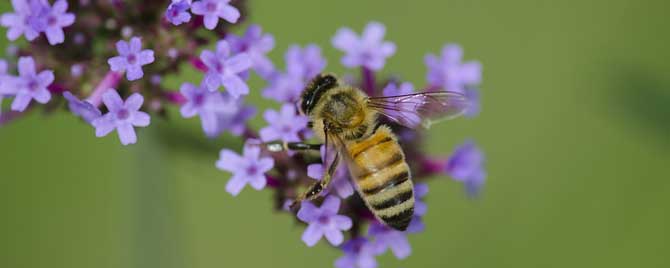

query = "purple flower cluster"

[
  {"left": 1, "top": 0, "right": 74, "bottom": 45},
  {"left": 0, "top": 1, "right": 488, "bottom": 267}
]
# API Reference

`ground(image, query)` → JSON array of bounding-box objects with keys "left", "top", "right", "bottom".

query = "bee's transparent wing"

[{"left": 367, "top": 91, "right": 469, "bottom": 129}]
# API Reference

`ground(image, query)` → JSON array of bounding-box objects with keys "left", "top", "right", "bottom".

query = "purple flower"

[
  {"left": 191, "top": 0, "right": 240, "bottom": 30},
  {"left": 332, "top": 22, "right": 396, "bottom": 71},
  {"left": 406, "top": 183, "right": 428, "bottom": 233},
  {"left": 307, "top": 145, "right": 354, "bottom": 198},
  {"left": 425, "top": 44, "right": 481, "bottom": 93},
  {"left": 446, "top": 140, "right": 486, "bottom": 196},
  {"left": 259, "top": 104, "right": 309, "bottom": 143},
  {"left": 216, "top": 101, "right": 255, "bottom": 136},
  {"left": 226, "top": 24, "right": 275, "bottom": 78},
  {"left": 286, "top": 44, "right": 327, "bottom": 80},
  {"left": 0, "top": 59, "right": 10, "bottom": 94},
  {"left": 297, "top": 196, "right": 352, "bottom": 247},
  {"left": 262, "top": 44, "right": 326, "bottom": 103},
  {"left": 9, "top": 56, "right": 53, "bottom": 112},
  {"left": 108, "top": 37, "right": 155, "bottom": 81},
  {"left": 180, "top": 82, "right": 254, "bottom": 137},
  {"left": 368, "top": 221, "right": 411, "bottom": 259},
  {"left": 63, "top": 91, "right": 101, "bottom": 124},
  {"left": 91, "top": 90, "right": 151, "bottom": 145},
  {"left": 216, "top": 142, "right": 274, "bottom": 196},
  {"left": 382, "top": 81, "right": 414, "bottom": 97},
  {"left": 165, "top": 0, "right": 192, "bottom": 26},
  {"left": 29, "top": 0, "right": 75, "bottom": 45},
  {"left": 1, "top": 0, "right": 41, "bottom": 41},
  {"left": 464, "top": 88, "right": 480, "bottom": 117},
  {"left": 335, "top": 238, "right": 379, "bottom": 268},
  {"left": 200, "top": 40, "right": 252, "bottom": 97}
]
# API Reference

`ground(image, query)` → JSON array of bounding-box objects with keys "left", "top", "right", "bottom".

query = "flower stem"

[
  {"left": 189, "top": 56, "right": 208, "bottom": 73},
  {"left": 361, "top": 67, "right": 376, "bottom": 96},
  {"left": 86, "top": 71, "right": 122, "bottom": 107}
]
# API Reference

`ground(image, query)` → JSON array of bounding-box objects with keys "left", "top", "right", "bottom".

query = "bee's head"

[{"left": 299, "top": 73, "right": 339, "bottom": 115}]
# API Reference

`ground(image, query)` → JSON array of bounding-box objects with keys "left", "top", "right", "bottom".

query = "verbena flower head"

[
  {"left": 63, "top": 91, "right": 102, "bottom": 124},
  {"left": 307, "top": 145, "right": 354, "bottom": 198},
  {"left": 165, "top": 0, "right": 192, "bottom": 26},
  {"left": 297, "top": 196, "right": 353, "bottom": 247},
  {"left": 28, "top": 0, "right": 75, "bottom": 45},
  {"left": 368, "top": 221, "right": 411, "bottom": 259},
  {"left": 191, "top": 0, "right": 240, "bottom": 30},
  {"left": 200, "top": 40, "right": 252, "bottom": 97},
  {"left": 226, "top": 24, "right": 275, "bottom": 78},
  {"left": 1, "top": 0, "right": 41, "bottom": 41},
  {"left": 9, "top": 56, "right": 54, "bottom": 112},
  {"left": 108, "top": 37, "right": 155, "bottom": 81},
  {"left": 332, "top": 21, "right": 396, "bottom": 71},
  {"left": 446, "top": 140, "right": 486, "bottom": 196},
  {"left": 259, "top": 104, "right": 309, "bottom": 142},
  {"left": 425, "top": 44, "right": 482, "bottom": 93},
  {"left": 91, "top": 90, "right": 151, "bottom": 145},
  {"left": 335, "top": 238, "right": 379, "bottom": 268},
  {"left": 216, "top": 141, "right": 274, "bottom": 196}
]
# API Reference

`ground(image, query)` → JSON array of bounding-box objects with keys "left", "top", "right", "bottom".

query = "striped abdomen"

[{"left": 345, "top": 125, "right": 414, "bottom": 231}]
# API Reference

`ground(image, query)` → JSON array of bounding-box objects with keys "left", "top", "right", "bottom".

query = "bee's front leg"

[{"left": 290, "top": 151, "right": 341, "bottom": 210}]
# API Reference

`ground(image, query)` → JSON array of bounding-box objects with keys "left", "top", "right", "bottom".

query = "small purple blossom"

[
  {"left": 368, "top": 221, "right": 411, "bottom": 259},
  {"left": 9, "top": 57, "right": 54, "bottom": 112},
  {"left": 335, "top": 238, "right": 379, "bottom": 268},
  {"left": 446, "top": 140, "right": 486, "bottom": 196},
  {"left": 259, "top": 104, "right": 309, "bottom": 143},
  {"left": 307, "top": 145, "right": 354, "bottom": 198},
  {"left": 70, "top": 64, "right": 84, "bottom": 78},
  {"left": 200, "top": 40, "right": 252, "bottom": 97},
  {"left": 226, "top": 24, "right": 275, "bottom": 78},
  {"left": 165, "top": 0, "right": 192, "bottom": 26},
  {"left": 286, "top": 44, "right": 327, "bottom": 80},
  {"left": 216, "top": 142, "right": 274, "bottom": 196},
  {"left": 180, "top": 82, "right": 254, "bottom": 137},
  {"left": 1, "top": 0, "right": 41, "bottom": 41},
  {"left": 191, "top": 0, "right": 240, "bottom": 30},
  {"left": 108, "top": 37, "right": 155, "bottom": 81},
  {"left": 332, "top": 22, "right": 396, "bottom": 71},
  {"left": 297, "top": 196, "right": 352, "bottom": 247},
  {"left": 262, "top": 72, "right": 304, "bottom": 103},
  {"left": 63, "top": 91, "right": 101, "bottom": 124},
  {"left": 382, "top": 82, "right": 414, "bottom": 97},
  {"left": 425, "top": 44, "right": 482, "bottom": 93},
  {"left": 91, "top": 90, "right": 151, "bottom": 145},
  {"left": 29, "top": 0, "right": 75, "bottom": 45}
]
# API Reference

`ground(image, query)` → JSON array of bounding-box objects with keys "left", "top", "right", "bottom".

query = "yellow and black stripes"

[{"left": 346, "top": 125, "right": 415, "bottom": 231}]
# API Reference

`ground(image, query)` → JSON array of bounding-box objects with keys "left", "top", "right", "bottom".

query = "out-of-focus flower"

[
  {"left": 216, "top": 99, "right": 255, "bottom": 136},
  {"left": 91, "top": 90, "right": 151, "bottom": 145},
  {"left": 29, "top": 0, "right": 75, "bottom": 45},
  {"left": 446, "top": 140, "right": 486, "bottom": 196},
  {"left": 1, "top": 0, "right": 41, "bottom": 41},
  {"left": 191, "top": 0, "right": 240, "bottom": 30},
  {"left": 406, "top": 183, "right": 428, "bottom": 233},
  {"left": 382, "top": 81, "right": 414, "bottom": 97},
  {"left": 0, "top": 59, "right": 10, "bottom": 94},
  {"left": 70, "top": 64, "right": 84, "bottom": 78},
  {"left": 9, "top": 57, "right": 54, "bottom": 112},
  {"left": 307, "top": 145, "right": 354, "bottom": 198},
  {"left": 332, "top": 22, "right": 396, "bottom": 71},
  {"left": 226, "top": 24, "right": 275, "bottom": 78},
  {"left": 425, "top": 44, "right": 481, "bottom": 93},
  {"left": 216, "top": 141, "right": 274, "bottom": 196},
  {"left": 108, "top": 37, "right": 155, "bottom": 81},
  {"left": 335, "top": 238, "right": 379, "bottom": 268},
  {"left": 464, "top": 88, "right": 480, "bottom": 117},
  {"left": 165, "top": 0, "right": 192, "bottom": 26},
  {"left": 368, "top": 221, "right": 411, "bottom": 259},
  {"left": 259, "top": 104, "right": 309, "bottom": 142},
  {"left": 297, "top": 196, "right": 352, "bottom": 247},
  {"left": 63, "top": 91, "right": 101, "bottom": 124},
  {"left": 262, "top": 44, "right": 326, "bottom": 103},
  {"left": 200, "top": 40, "right": 252, "bottom": 97}
]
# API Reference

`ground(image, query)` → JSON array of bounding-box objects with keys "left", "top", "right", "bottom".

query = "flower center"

[
  {"left": 27, "top": 79, "right": 39, "bottom": 92},
  {"left": 126, "top": 54, "right": 137, "bottom": 65},
  {"left": 116, "top": 108, "right": 130, "bottom": 120},
  {"left": 281, "top": 125, "right": 292, "bottom": 133},
  {"left": 47, "top": 16, "right": 57, "bottom": 26},
  {"left": 317, "top": 215, "right": 330, "bottom": 225},
  {"left": 206, "top": 2, "right": 217, "bottom": 12},
  {"left": 246, "top": 164, "right": 258, "bottom": 175},
  {"left": 193, "top": 93, "right": 205, "bottom": 106},
  {"left": 214, "top": 62, "right": 224, "bottom": 73}
]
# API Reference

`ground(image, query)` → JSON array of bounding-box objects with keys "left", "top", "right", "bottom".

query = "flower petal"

[
  {"left": 296, "top": 202, "right": 319, "bottom": 222},
  {"left": 216, "top": 149, "right": 242, "bottom": 172},
  {"left": 10, "top": 92, "right": 32, "bottom": 111},
  {"left": 101, "top": 90, "right": 124, "bottom": 111},
  {"left": 124, "top": 93, "right": 144, "bottom": 111},
  {"left": 301, "top": 224, "right": 323, "bottom": 247},
  {"left": 225, "top": 174, "right": 247, "bottom": 196},
  {"left": 218, "top": 4, "right": 240, "bottom": 23},
  {"left": 225, "top": 54, "right": 252, "bottom": 74},
  {"left": 131, "top": 111, "right": 150, "bottom": 127},
  {"left": 321, "top": 196, "right": 341, "bottom": 215},
  {"left": 332, "top": 28, "right": 358, "bottom": 51},
  {"left": 116, "top": 123, "right": 137, "bottom": 145},
  {"left": 92, "top": 115, "right": 116, "bottom": 137},
  {"left": 17, "top": 57, "right": 35, "bottom": 76},
  {"left": 221, "top": 75, "right": 248, "bottom": 98},
  {"left": 323, "top": 229, "right": 344, "bottom": 246}
]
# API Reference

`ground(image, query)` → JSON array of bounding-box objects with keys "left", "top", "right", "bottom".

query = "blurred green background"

[{"left": 2, "top": 0, "right": 670, "bottom": 267}]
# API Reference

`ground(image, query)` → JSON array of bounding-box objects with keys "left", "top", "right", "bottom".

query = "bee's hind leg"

[
  {"left": 264, "top": 141, "right": 322, "bottom": 152},
  {"left": 289, "top": 151, "right": 341, "bottom": 210}
]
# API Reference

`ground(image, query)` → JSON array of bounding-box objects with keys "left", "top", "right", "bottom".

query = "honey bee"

[{"left": 267, "top": 73, "right": 469, "bottom": 231}]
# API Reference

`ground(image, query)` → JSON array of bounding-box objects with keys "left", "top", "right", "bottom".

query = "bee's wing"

[{"left": 367, "top": 91, "right": 469, "bottom": 129}]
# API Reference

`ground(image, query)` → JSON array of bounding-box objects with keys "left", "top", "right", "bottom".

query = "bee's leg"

[
  {"left": 290, "top": 151, "right": 341, "bottom": 209},
  {"left": 263, "top": 141, "right": 322, "bottom": 152}
]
